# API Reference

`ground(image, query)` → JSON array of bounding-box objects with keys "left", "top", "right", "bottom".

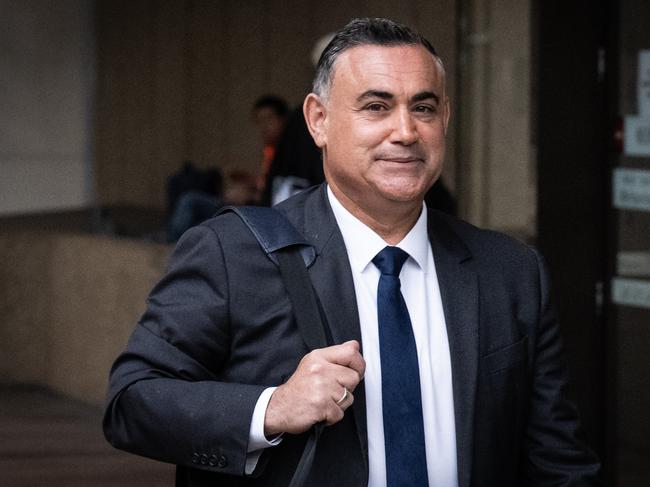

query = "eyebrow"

[
  {"left": 356, "top": 90, "right": 440, "bottom": 104},
  {"left": 412, "top": 91, "right": 439, "bottom": 104}
]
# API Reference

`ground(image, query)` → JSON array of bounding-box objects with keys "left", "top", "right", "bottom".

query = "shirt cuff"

[{"left": 245, "top": 387, "right": 283, "bottom": 474}]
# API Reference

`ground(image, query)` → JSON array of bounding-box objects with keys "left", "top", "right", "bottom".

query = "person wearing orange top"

[{"left": 252, "top": 95, "right": 289, "bottom": 192}]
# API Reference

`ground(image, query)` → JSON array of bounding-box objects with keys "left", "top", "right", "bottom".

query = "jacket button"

[
  {"left": 200, "top": 453, "right": 208, "bottom": 465},
  {"left": 208, "top": 454, "right": 218, "bottom": 467},
  {"left": 217, "top": 454, "right": 228, "bottom": 468},
  {"left": 191, "top": 453, "right": 200, "bottom": 464}
]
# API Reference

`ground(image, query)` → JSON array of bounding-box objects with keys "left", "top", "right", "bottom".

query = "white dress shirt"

[
  {"left": 247, "top": 187, "right": 458, "bottom": 487},
  {"left": 327, "top": 187, "right": 458, "bottom": 487}
]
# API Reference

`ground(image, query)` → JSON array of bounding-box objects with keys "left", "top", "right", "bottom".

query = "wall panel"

[
  {"left": 151, "top": 0, "right": 188, "bottom": 206},
  {"left": 0, "top": 0, "right": 95, "bottom": 215},
  {"left": 188, "top": 0, "right": 229, "bottom": 169},
  {"left": 95, "top": 0, "right": 123, "bottom": 207},
  {"left": 456, "top": 0, "right": 533, "bottom": 237},
  {"left": 120, "top": 0, "right": 157, "bottom": 207},
  {"left": 266, "top": 0, "right": 315, "bottom": 103},
  {"left": 221, "top": 1, "right": 267, "bottom": 173}
]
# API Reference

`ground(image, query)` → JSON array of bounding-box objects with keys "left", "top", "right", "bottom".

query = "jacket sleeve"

[
  {"left": 521, "top": 249, "right": 601, "bottom": 486},
  {"left": 103, "top": 223, "right": 266, "bottom": 476}
]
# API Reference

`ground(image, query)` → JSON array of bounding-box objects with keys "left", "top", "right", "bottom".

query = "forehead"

[{"left": 329, "top": 44, "right": 444, "bottom": 96}]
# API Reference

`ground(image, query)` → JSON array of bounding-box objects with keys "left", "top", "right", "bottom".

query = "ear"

[
  {"left": 303, "top": 93, "right": 328, "bottom": 148},
  {"left": 442, "top": 95, "right": 451, "bottom": 136}
]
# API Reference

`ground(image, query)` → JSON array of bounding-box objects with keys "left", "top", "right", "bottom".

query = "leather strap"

[
  {"left": 276, "top": 249, "right": 328, "bottom": 351},
  {"left": 220, "top": 206, "right": 328, "bottom": 486},
  {"left": 276, "top": 248, "right": 328, "bottom": 487}
]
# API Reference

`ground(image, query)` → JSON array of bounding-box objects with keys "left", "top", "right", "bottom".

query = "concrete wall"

[
  {"left": 0, "top": 0, "right": 96, "bottom": 216},
  {"left": 0, "top": 231, "right": 169, "bottom": 405},
  {"left": 457, "top": 0, "right": 534, "bottom": 238}
]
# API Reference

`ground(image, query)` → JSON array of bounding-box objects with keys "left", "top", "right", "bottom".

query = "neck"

[{"left": 329, "top": 185, "right": 423, "bottom": 245}]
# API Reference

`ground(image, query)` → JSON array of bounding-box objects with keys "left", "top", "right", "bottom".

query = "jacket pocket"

[{"left": 483, "top": 335, "right": 528, "bottom": 376}]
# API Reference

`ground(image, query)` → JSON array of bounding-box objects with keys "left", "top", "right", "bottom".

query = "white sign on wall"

[
  {"left": 638, "top": 50, "right": 650, "bottom": 116},
  {"left": 624, "top": 49, "right": 650, "bottom": 157},
  {"left": 613, "top": 167, "right": 650, "bottom": 211},
  {"left": 612, "top": 277, "right": 650, "bottom": 310},
  {"left": 625, "top": 116, "right": 650, "bottom": 157},
  {"left": 618, "top": 251, "right": 650, "bottom": 277}
]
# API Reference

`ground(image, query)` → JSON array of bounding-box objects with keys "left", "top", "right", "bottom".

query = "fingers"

[
  {"left": 263, "top": 341, "right": 365, "bottom": 436},
  {"left": 335, "top": 386, "right": 349, "bottom": 406},
  {"left": 322, "top": 386, "right": 355, "bottom": 427},
  {"left": 334, "top": 386, "right": 354, "bottom": 409},
  {"left": 319, "top": 340, "right": 366, "bottom": 380},
  {"left": 322, "top": 362, "right": 362, "bottom": 393}
]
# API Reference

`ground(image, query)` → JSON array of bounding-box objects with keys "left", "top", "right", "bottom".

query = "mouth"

[{"left": 375, "top": 156, "right": 423, "bottom": 164}]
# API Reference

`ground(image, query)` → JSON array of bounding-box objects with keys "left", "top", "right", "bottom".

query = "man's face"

[
  {"left": 254, "top": 107, "right": 285, "bottom": 146},
  {"left": 309, "top": 44, "right": 449, "bottom": 210}
]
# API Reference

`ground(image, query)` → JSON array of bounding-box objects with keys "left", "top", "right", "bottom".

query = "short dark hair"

[
  {"left": 253, "top": 95, "right": 289, "bottom": 118},
  {"left": 313, "top": 18, "right": 441, "bottom": 98}
]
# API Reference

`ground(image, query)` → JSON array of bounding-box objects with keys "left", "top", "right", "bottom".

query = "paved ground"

[{"left": 0, "top": 385, "right": 174, "bottom": 487}]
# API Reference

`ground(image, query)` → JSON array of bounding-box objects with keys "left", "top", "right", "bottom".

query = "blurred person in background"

[
  {"left": 252, "top": 95, "right": 289, "bottom": 195},
  {"left": 167, "top": 169, "right": 257, "bottom": 242}
]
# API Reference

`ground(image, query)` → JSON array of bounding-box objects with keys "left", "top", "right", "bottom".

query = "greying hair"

[{"left": 312, "top": 18, "right": 441, "bottom": 99}]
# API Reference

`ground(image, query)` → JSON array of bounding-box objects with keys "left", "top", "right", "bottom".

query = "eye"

[
  {"left": 365, "top": 103, "right": 388, "bottom": 112},
  {"left": 413, "top": 104, "right": 435, "bottom": 113}
]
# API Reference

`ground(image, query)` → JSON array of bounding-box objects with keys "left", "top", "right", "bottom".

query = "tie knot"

[{"left": 372, "top": 246, "right": 409, "bottom": 276}]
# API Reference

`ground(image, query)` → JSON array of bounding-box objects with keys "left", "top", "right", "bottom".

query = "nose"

[{"left": 389, "top": 106, "right": 418, "bottom": 145}]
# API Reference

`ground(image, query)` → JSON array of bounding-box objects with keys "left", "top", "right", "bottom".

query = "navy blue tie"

[{"left": 373, "top": 246, "right": 428, "bottom": 487}]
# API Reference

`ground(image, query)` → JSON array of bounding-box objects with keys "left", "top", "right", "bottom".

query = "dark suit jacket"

[{"left": 103, "top": 184, "right": 600, "bottom": 486}]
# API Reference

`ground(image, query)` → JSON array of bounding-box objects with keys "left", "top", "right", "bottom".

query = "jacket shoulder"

[{"left": 429, "top": 209, "right": 541, "bottom": 271}]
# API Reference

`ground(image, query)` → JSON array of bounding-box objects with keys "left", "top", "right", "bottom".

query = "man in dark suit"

[{"left": 104, "top": 18, "right": 600, "bottom": 487}]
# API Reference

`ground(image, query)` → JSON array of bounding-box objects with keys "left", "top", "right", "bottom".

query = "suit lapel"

[
  {"left": 297, "top": 186, "right": 369, "bottom": 472},
  {"left": 429, "top": 212, "right": 479, "bottom": 487}
]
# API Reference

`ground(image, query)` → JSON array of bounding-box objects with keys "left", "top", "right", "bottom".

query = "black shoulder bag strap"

[{"left": 219, "top": 206, "right": 327, "bottom": 487}]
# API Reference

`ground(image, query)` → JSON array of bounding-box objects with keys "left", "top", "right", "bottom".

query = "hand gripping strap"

[{"left": 218, "top": 206, "right": 326, "bottom": 487}]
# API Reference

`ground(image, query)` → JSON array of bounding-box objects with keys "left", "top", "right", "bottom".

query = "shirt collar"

[{"left": 327, "top": 185, "right": 429, "bottom": 274}]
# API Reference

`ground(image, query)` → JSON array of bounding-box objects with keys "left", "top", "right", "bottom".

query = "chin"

[
  {"left": 374, "top": 182, "right": 427, "bottom": 203},
  {"left": 378, "top": 189, "right": 425, "bottom": 204}
]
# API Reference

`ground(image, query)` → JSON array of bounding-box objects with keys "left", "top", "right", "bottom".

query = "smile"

[{"left": 376, "top": 157, "right": 423, "bottom": 163}]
